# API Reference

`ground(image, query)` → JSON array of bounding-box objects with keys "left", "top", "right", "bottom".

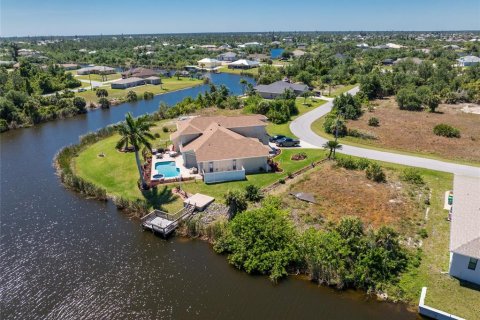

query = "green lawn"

[
  {"left": 76, "top": 72, "right": 122, "bottom": 82},
  {"left": 266, "top": 97, "right": 327, "bottom": 138},
  {"left": 76, "top": 78, "right": 203, "bottom": 104},
  {"left": 74, "top": 126, "right": 326, "bottom": 213},
  {"left": 218, "top": 66, "right": 259, "bottom": 76},
  {"left": 324, "top": 84, "right": 357, "bottom": 97},
  {"left": 311, "top": 116, "right": 480, "bottom": 167}
]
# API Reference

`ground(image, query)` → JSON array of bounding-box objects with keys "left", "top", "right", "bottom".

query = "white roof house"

[
  {"left": 197, "top": 58, "right": 221, "bottom": 69},
  {"left": 457, "top": 55, "right": 480, "bottom": 67},
  {"left": 228, "top": 59, "right": 259, "bottom": 69},
  {"left": 449, "top": 175, "right": 480, "bottom": 285}
]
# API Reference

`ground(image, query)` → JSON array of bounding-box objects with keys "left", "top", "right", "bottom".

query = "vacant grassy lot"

[
  {"left": 279, "top": 158, "right": 479, "bottom": 317},
  {"left": 266, "top": 97, "right": 327, "bottom": 138},
  {"left": 76, "top": 72, "right": 122, "bottom": 82},
  {"left": 218, "top": 66, "right": 259, "bottom": 76},
  {"left": 312, "top": 98, "right": 480, "bottom": 165},
  {"left": 323, "top": 84, "right": 357, "bottom": 97},
  {"left": 281, "top": 162, "right": 424, "bottom": 235},
  {"left": 76, "top": 78, "right": 203, "bottom": 104}
]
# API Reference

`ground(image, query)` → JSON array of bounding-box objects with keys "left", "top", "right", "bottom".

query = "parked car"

[
  {"left": 269, "top": 135, "right": 286, "bottom": 143},
  {"left": 78, "top": 88, "right": 87, "bottom": 92},
  {"left": 276, "top": 137, "right": 300, "bottom": 147}
]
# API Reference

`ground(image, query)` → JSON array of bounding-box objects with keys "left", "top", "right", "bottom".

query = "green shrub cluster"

[
  {"left": 400, "top": 168, "right": 425, "bottom": 185},
  {"left": 433, "top": 123, "right": 461, "bottom": 138}
]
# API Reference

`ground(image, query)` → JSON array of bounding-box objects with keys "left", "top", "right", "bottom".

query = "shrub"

[
  {"left": 418, "top": 228, "right": 428, "bottom": 239},
  {"left": 162, "top": 126, "right": 169, "bottom": 133},
  {"left": 332, "top": 93, "right": 362, "bottom": 120},
  {"left": 143, "top": 91, "right": 154, "bottom": 100},
  {"left": 214, "top": 200, "right": 298, "bottom": 282},
  {"left": 244, "top": 184, "right": 263, "bottom": 202},
  {"left": 126, "top": 90, "right": 138, "bottom": 102},
  {"left": 433, "top": 123, "right": 460, "bottom": 138},
  {"left": 366, "top": 163, "right": 386, "bottom": 182},
  {"left": 368, "top": 117, "right": 379, "bottom": 127},
  {"left": 357, "top": 158, "right": 372, "bottom": 170},
  {"left": 347, "top": 129, "right": 376, "bottom": 140},
  {"left": 336, "top": 156, "right": 358, "bottom": 170},
  {"left": 291, "top": 152, "right": 308, "bottom": 161},
  {"left": 396, "top": 88, "right": 422, "bottom": 111},
  {"left": 153, "top": 133, "right": 160, "bottom": 138},
  {"left": 400, "top": 168, "right": 425, "bottom": 185},
  {"left": 0, "top": 119, "right": 9, "bottom": 132},
  {"left": 98, "top": 97, "right": 110, "bottom": 109},
  {"left": 224, "top": 190, "right": 248, "bottom": 218}
]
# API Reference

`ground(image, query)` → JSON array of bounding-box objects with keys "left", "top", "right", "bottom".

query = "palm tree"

[
  {"left": 116, "top": 112, "right": 154, "bottom": 189},
  {"left": 323, "top": 140, "right": 342, "bottom": 159},
  {"left": 240, "top": 78, "right": 248, "bottom": 95}
]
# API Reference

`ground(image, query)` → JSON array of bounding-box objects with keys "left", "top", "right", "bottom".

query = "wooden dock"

[{"left": 141, "top": 205, "right": 195, "bottom": 237}]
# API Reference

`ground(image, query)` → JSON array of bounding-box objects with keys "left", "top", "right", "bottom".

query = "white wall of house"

[
  {"left": 449, "top": 252, "right": 480, "bottom": 285},
  {"left": 174, "top": 133, "right": 201, "bottom": 151},
  {"left": 198, "top": 156, "right": 268, "bottom": 174},
  {"left": 230, "top": 126, "right": 269, "bottom": 145},
  {"left": 182, "top": 151, "right": 197, "bottom": 168}
]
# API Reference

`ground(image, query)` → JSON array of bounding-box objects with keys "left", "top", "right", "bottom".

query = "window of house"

[
  {"left": 209, "top": 162, "right": 213, "bottom": 173},
  {"left": 468, "top": 258, "right": 478, "bottom": 270},
  {"left": 233, "top": 159, "right": 237, "bottom": 170}
]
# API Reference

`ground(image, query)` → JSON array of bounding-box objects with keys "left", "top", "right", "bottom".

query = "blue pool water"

[
  {"left": 154, "top": 161, "right": 180, "bottom": 178},
  {"left": 271, "top": 48, "right": 285, "bottom": 59}
]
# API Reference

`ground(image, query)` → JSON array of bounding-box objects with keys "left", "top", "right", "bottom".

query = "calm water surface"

[
  {"left": 0, "top": 73, "right": 417, "bottom": 319},
  {"left": 271, "top": 48, "right": 285, "bottom": 59}
]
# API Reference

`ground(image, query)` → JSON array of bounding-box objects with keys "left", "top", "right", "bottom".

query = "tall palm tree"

[
  {"left": 323, "top": 140, "right": 342, "bottom": 159},
  {"left": 116, "top": 112, "right": 154, "bottom": 189}
]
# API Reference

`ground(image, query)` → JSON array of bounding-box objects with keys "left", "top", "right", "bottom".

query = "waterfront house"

[
  {"left": 197, "top": 58, "right": 221, "bottom": 69},
  {"left": 111, "top": 77, "right": 145, "bottom": 89},
  {"left": 254, "top": 80, "right": 309, "bottom": 99},
  {"left": 77, "top": 65, "right": 116, "bottom": 75},
  {"left": 121, "top": 67, "right": 159, "bottom": 79},
  {"left": 217, "top": 52, "right": 237, "bottom": 62},
  {"left": 171, "top": 115, "right": 271, "bottom": 183},
  {"left": 228, "top": 59, "right": 259, "bottom": 69},
  {"left": 448, "top": 175, "right": 480, "bottom": 285},
  {"left": 457, "top": 55, "right": 480, "bottom": 67}
]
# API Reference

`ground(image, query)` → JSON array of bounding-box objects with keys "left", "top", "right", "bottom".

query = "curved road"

[{"left": 291, "top": 87, "right": 480, "bottom": 177}]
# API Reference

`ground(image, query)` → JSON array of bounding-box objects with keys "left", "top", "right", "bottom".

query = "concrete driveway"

[{"left": 290, "top": 86, "right": 480, "bottom": 177}]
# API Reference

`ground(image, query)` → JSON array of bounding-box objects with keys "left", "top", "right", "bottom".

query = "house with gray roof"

[
  {"left": 254, "top": 81, "right": 309, "bottom": 99},
  {"left": 448, "top": 175, "right": 480, "bottom": 285},
  {"left": 217, "top": 51, "right": 237, "bottom": 62}
]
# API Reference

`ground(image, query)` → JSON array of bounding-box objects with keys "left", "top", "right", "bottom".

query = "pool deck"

[{"left": 151, "top": 153, "right": 202, "bottom": 182}]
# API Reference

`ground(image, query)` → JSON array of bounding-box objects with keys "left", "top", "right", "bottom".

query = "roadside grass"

[
  {"left": 311, "top": 114, "right": 480, "bottom": 167},
  {"left": 266, "top": 97, "right": 327, "bottom": 138},
  {"left": 76, "top": 78, "right": 203, "bottom": 104},
  {"left": 324, "top": 84, "right": 357, "bottom": 97},
  {"left": 218, "top": 66, "right": 259, "bottom": 76}
]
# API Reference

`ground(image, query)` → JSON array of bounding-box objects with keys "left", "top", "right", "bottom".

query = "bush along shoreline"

[{"left": 53, "top": 124, "right": 150, "bottom": 217}]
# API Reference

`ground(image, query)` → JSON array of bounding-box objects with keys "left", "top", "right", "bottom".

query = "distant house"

[
  {"left": 60, "top": 63, "right": 79, "bottom": 70},
  {"left": 297, "top": 43, "right": 307, "bottom": 50},
  {"left": 382, "top": 58, "right": 395, "bottom": 65},
  {"left": 111, "top": 77, "right": 145, "bottom": 89},
  {"left": 356, "top": 43, "right": 369, "bottom": 48},
  {"left": 228, "top": 59, "right": 259, "bottom": 69},
  {"left": 334, "top": 53, "right": 347, "bottom": 60},
  {"left": 217, "top": 52, "right": 237, "bottom": 62},
  {"left": 448, "top": 175, "right": 480, "bottom": 285},
  {"left": 393, "top": 57, "right": 423, "bottom": 65},
  {"left": 292, "top": 49, "right": 306, "bottom": 58},
  {"left": 121, "top": 67, "right": 159, "bottom": 79},
  {"left": 145, "top": 76, "right": 161, "bottom": 85},
  {"left": 171, "top": 115, "right": 271, "bottom": 183},
  {"left": 254, "top": 80, "right": 309, "bottom": 99},
  {"left": 77, "top": 66, "right": 116, "bottom": 75},
  {"left": 457, "top": 55, "right": 480, "bottom": 67},
  {"left": 197, "top": 58, "right": 221, "bottom": 69},
  {"left": 238, "top": 42, "right": 262, "bottom": 48}
]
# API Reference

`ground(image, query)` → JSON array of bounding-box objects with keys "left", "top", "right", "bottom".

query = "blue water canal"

[
  {"left": 0, "top": 73, "right": 415, "bottom": 319},
  {"left": 271, "top": 48, "right": 285, "bottom": 59}
]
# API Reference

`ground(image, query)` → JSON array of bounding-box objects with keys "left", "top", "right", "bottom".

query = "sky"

[{"left": 1, "top": 0, "right": 479, "bottom": 37}]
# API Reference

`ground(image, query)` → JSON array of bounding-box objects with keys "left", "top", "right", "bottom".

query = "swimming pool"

[{"left": 154, "top": 161, "right": 181, "bottom": 179}]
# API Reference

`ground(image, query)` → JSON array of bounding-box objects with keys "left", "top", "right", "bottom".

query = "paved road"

[{"left": 290, "top": 87, "right": 480, "bottom": 177}]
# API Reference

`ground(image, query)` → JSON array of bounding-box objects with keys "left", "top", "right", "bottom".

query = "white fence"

[
  {"left": 203, "top": 167, "right": 245, "bottom": 184},
  {"left": 418, "top": 287, "right": 465, "bottom": 320}
]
